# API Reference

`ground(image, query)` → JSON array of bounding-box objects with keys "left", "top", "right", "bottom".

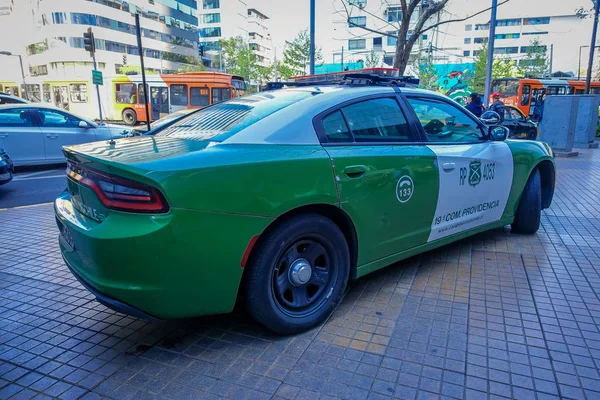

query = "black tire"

[
  {"left": 527, "top": 129, "right": 537, "bottom": 140},
  {"left": 511, "top": 169, "right": 541, "bottom": 234},
  {"left": 122, "top": 109, "right": 137, "bottom": 126},
  {"left": 245, "top": 214, "right": 350, "bottom": 334}
]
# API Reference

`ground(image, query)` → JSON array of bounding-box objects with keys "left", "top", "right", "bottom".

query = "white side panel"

[{"left": 427, "top": 142, "right": 514, "bottom": 242}]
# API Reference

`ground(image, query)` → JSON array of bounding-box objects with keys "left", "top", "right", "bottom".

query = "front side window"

[
  {"left": 170, "top": 84, "right": 188, "bottom": 105},
  {"left": 69, "top": 84, "right": 88, "bottom": 103},
  {"left": 408, "top": 97, "right": 484, "bottom": 143},
  {"left": 36, "top": 109, "right": 82, "bottom": 128},
  {"left": 115, "top": 83, "right": 136, "bottom": 104},
  {"left": 509, "top": 108, "right": 524, "bottom": 120},
  {"left": 0, "top": 109, "right": 33, "bottom": 127},
  {"left": 521, "top": 85, "right": 531, "bottom": 106},
  {"left": 212, "top": 88, "right": 231, "bottom": 104},
  {"left": 190, "top": 87, "right": 210, "bottom": 106}
]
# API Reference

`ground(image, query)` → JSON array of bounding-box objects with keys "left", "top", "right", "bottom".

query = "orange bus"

[
  {"left": 112, "top": 72, "right": 247, "bottom": 125},
  {"left": 568, "top": 80, "right": 600, "bottom": 95},
  {"left": 491, "top": 78, "right": 570, "bottom": 117}
]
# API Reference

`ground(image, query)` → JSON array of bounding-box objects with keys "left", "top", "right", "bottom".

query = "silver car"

[{"left": 0, "top": 104, "right": 129, "bottom": 166}]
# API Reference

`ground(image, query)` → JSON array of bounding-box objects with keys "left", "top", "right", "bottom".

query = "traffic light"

[
  {"left": 83, "top": 27, "right": 95, "bottom": 56},
  {"left": 122, "top": 54, "right": 127, "bottom": 65},
  {"left": 199, "top": 45, "right": 205, "bottom": 57}
]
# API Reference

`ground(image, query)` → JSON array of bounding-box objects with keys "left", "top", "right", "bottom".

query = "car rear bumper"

[
  {"left": 0, "top": 163, "right": 12, "bottom": 185},
  {"left": 54, "top": 189, "right": 272, "bottom": 319}
]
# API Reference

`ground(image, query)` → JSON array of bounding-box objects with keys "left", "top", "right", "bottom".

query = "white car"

[{"left": 0, "top": 104, "right": 129, "bottom": 166}]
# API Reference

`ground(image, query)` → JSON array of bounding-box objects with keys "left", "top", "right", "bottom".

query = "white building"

[
  {"left": 247, "top": 8, "right": 273, "bottom": 68},
  {"left": 197, "top": 0, "right": 248, "bottom": 54},
  {"left": 427, "top": 0, "right": 594, "bottom": 75}
]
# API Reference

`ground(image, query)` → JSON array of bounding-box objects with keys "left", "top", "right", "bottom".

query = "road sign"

[{"left": 92, "top": 70, "right": 103, "bottom": 85}]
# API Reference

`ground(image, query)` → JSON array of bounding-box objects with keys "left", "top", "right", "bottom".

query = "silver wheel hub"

[{"left": 289, "top": 258, "right": 312, "bottom": 286}]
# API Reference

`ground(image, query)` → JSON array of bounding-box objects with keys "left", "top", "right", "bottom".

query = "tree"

[
  {"left": 281, "top": 29, "right": 323, "bottom": 76},
  {"left": 219, "top": 37, "right": 258, "bottom": 80},
  {"left": 415, "top": 54, "right": 438, "bottom": 91},
  {"left": 176, "top": 64, "right": 206, "bottom": 73},
  {"left": 364, "top": 49, "right": 381, "bottom": 68},
  {"left": 469, "top": 43, "right": 518, "bottom": 93},
  {"left": 518, "top": 38, "right": 549, "bottom": 78},
  {"left": 338, "top": 0, "right": 512, "bottom": 74}
]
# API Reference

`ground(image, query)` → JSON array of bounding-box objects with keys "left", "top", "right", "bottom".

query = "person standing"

[
  {"left": 489, "top": 92, "right": 506, "bottom": 122},
  {"left": 466, "top": 92, "right": 484, "bottom": 117},
  {"left": 532, "top": 92, "right": 546, "bottom": 123}
]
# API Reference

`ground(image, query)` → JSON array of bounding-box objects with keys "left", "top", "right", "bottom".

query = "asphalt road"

[{"left": 0, "top": 166, "right": 67, "bottom": 209}]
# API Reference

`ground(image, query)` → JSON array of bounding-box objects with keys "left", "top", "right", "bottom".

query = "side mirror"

[
  {"left": 490, "top": 126, "right": 509, "bottom": 141},
  {"left": 480, "top": 110, "right": 500, "bottom": 125},
  {"left": 78, "top": 121, "right": 90, "bottom": 128}
]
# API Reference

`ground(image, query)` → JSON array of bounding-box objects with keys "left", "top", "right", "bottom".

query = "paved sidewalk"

[{"left": 1, "top": 150, "right": 600, "bottom": 400}]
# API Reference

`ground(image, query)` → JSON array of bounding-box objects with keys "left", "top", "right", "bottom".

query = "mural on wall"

[{"left": 433, "top": 63, "right": 475, "bottom": 105}]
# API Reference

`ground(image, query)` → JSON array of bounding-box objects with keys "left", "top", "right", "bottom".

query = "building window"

[
  {"left": 495, "top": 33, "right": 520, "bottom": 39},
  {"left": 200, "top": 27, "right": 221, "bottom": 38},
  {"left": 422, "top": 34, "right": 428, "bottom": 41},
  {"left": 464, "top": 38, "right": 471, "bottom": 44},
  {"left": 29, "top": 65, "right": 48, "bottom": 76},
  {"left": 348, "top": 39, "right": 366, "bottom": 50},
  {"left": 475, "top": 23, "right": 489, "bottom": 30},
  {"left": 387, "top": 7, "right": 402, "bottom": 22},
  {"left": 190, "top": 87, "right": 210, "bottom": 106},
  {"left": 523, "top": 31, "right": 548, "bottom": 36},
  {"left": 386, "top": 31, "right": 397, "bottom": 47},
  {"left": 349, "top": 16, "right": 366, "bottom": 27},
  {"left": 26, "top": 41, "right": 48, "bottom": 56},
  {"left": 496, "top": 18, "right": 521, "bottom": 27},
  {"left": 69, "top": 84, "right": 88, "bottom": 103},
  {"left": 201, "top": 41, "right": 221, "bottom": 51},
  {"left": 524, "top": 17, "right": 550, "bottom": 25},
  {"left": 473, "top": 50, "right": 481, "bottom": 57},
  {"left": 474, "top": 37, "right": 488, "bottom": 44},
  {"left": 203, "top": 0, "right": 219, "bottom": 9},
  {"left": 465, "top": 24, "right": 472, "bottom": 31},
  {"left": 463, "top": 50, "right": 470, "bottom": 57},
  {"left": 348, "top": 0, "right": 367, "bottom": 7},
  {"left": 494, "top": 47, "right": 519, "bottom": 55},
  {"left": 202, "top": 13, "right": 220, "bottom": 23},
  {"left": 170, "top": 84, "right": 188, "bottom": 105},
  {"left": 373, "top": 37, "right": 382, "bottom": 47},
  {"left": 52, "top": 12, "right": 67, "bottom": 24},
  {"left": 521, "top": 45, "right": 547, "bottom": 53}
]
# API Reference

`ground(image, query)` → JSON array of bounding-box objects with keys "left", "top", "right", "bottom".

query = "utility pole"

[
  {"left": 549, "top": 44, "right": 553, "bottom": 77},
  {"left": 134, "top": 13, "right": 151, "bottom": 132},
  {"left": 83, "top": 28, "right": 103, "bottom": 124},
  {"left": 483, "top": 0, "right": 498, "bottom": 107},
  {"left": 585, "top": 0, "right": 600, "bottom": 94},
  {"left": 309, "top": 0, "right": 315, "bottom": 74},
  {"left": 341, "top": 46, "right": 344, "bottom": 71},
  {"left": 219, "top": 47, "right": 223, "bottom": 72}
]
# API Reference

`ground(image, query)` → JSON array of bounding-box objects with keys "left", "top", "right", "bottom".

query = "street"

[
  {"left": 0, "top": 149, "right": 599, "bottom": 399},
  {"left": 0, "top": 167, "right": 67, "bottom": 209}
]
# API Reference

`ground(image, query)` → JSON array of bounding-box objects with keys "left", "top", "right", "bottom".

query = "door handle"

[
  {"left": 442, "top": 162, "right": 456, "bottom": 172},
  {"left": 46, "top": 135, "right": 58, "bottom": 139},
  {"left": 344, "top": 165, "right": 367, "bottom": 178}
]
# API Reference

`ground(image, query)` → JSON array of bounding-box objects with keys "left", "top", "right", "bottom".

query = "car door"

[
  {"left": 34, "top": 108, "right": 95, "bottom": 162},
  {"left": 509, "top": 108, "right": 530, "bottom": 138},
  {"left": 0, "top": 107, "right": 44, "bottom": 165},
  {"left": 405, "top": 95, "right": 514, "bottom": 243},
  {"left": 316, "top": 95, "right": 439, "bottom": 267}
]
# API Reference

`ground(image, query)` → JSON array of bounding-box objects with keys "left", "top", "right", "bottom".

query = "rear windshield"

[{"left": 155, "top": 90, "right": 315, "bottom": 142}]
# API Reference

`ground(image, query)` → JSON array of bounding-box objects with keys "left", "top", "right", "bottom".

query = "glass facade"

[{"left": 524, "top": 17, "right": 550, "bottom": 25}]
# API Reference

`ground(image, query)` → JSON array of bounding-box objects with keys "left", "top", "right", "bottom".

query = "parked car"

[
  {"left": 55, "top": 83, "right": 556, "bottom": 334},
  {"left": 0, "top": 93, "right": 29, "bottom": 105},
  {"left": 502, "top": 105, "right": 538, "bottom": 140},
  {"left": 0, "top": 147, "right": 13, "bottom": 185},
  {"left": 0, "top": 104, "right": 130, "bottom": 166},
  {"left": 131, "top": 108, "right": 197, "bottom": 135}
]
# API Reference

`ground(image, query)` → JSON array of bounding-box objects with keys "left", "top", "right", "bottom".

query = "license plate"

[
  {"left": 0, "top": 172, "right": 10, "bottom": 180},
  {"left": 61, "top": 223, "right": 76, "bottom": 251}
]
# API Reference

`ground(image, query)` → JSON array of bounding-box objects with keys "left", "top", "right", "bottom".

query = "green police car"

[{"left": 55, "top": 79, "right": 555, "bottom": 334}]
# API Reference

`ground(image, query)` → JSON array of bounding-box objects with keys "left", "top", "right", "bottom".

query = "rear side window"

[{"left": 321, "top": 97, "right": 412, "bottom": 143}]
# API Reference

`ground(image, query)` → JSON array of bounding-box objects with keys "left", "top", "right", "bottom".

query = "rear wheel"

[
  {"left": 245, "top": 214, "right": 350, "bottom": 334},
  {"left": 122, "top": 109, "right": 137, "bottom": 126},
  {"left": 511, "top": 169, "right": 541, "bottom": 234},
  {"left": 527, "top": 129, "right": 537, "bottom": 140}
]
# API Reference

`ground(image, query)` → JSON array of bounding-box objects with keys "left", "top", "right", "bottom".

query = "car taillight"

[{"left": 66, "top": 163, "right": 169, "bottom": 213}]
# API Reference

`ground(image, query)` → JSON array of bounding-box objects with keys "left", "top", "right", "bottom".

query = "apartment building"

[
  {"left": 197, "top": 0, "right": 248, "bottom": 53},
  {"left": 247, "top": 7, "right": 272, "bottom": 68},
  {"left": 0, "top": 0, "right": 204, "bottom": 84}
]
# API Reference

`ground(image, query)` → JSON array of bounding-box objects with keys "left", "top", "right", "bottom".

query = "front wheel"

[
  {"left": 245, "top": 214, "right": 350, "bottom": 334},
  {"left": 527, "top": 129, "right": 537, "bottom": 140},
  {"left": 122, "top": 109, "right": 137, "bottom": 126},
  {"left": 511, "top": 169, "right": 541, "bottom": 234}
]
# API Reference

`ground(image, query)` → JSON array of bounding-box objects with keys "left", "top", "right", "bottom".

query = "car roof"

[
  {"left": 0, "top": 93, "right": 28, "bottom": 102},
  {"left": 0, "top": 103, "right": 97, "bottom": 125}
]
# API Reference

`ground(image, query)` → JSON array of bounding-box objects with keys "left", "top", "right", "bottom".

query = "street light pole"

[
  {"left": 0, "top": 51, "right": 26, "bottom": 98},
  {"left": 579, "top": 45, "right": 588, "bottom": 81},
  {"left": 585, "top": 0, "right": 600, "bottom": 94},
  {"left": 309, "top": 0, "right": 316, "bottom": 74},
  {"left": 483, "top": 0, "right": 498, "bottom": 107}
]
